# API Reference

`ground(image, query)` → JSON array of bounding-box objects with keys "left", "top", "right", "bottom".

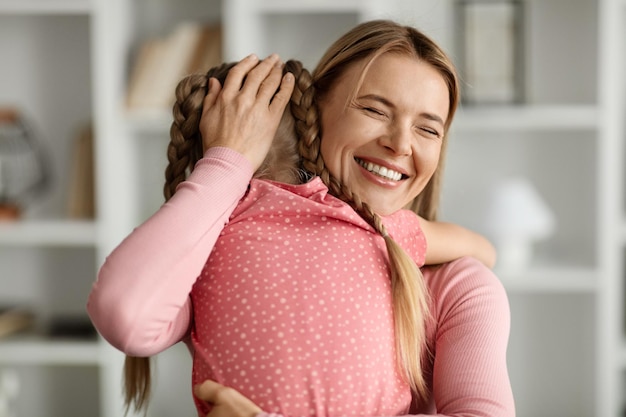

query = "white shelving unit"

[
  {"left": 0, "top": 336, "right": 100, "bottom": 366},
  {"left": 0, "top": 1, "right": 102, "bottom": 415},
  {"left": 453, "top": 105, "right": 600, "bottom": 131},
  {"left": 0, "top": 221, "right": 96, "bottom": 246},
  {"left": 599, "top": 0, "right": 626, "bottom": 415},
  {"left": 1, "top": 0, "right": 625, "bottom": 416},
  {"left": 0, "top": 0, "right": 92, "bottom": 14}
]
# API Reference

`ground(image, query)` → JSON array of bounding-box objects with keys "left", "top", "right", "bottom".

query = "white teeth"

[{"left": 356, "top": 158, "right": 403, "bottom": 181}]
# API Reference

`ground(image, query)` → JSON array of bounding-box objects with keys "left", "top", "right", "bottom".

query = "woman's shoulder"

[
  {"left": 425, "top": 257, "right": 506, "bottom": 298},
  {"left": 423, "top": 257, "right": 509, "bottom": 324}
]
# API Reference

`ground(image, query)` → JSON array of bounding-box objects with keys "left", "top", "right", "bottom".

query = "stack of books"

[
  {"left": 126, "top": 22, "right": 223, "bottom": 111},
  {"left": 0, "top": 306, "right": 34, "bottom": 339}
]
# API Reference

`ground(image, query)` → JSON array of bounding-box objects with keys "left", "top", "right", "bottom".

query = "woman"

[{"left": 88, "top": 19, "right": 514, "bottom": 417}]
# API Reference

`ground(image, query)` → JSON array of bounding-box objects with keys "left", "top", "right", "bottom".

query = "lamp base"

[{"left": 496, "top": 239, "right": 533, "bottom": 271}]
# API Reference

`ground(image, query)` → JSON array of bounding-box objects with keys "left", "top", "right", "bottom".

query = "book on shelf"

[
  {"left": 126, "top": 22, "right": 223, "bottom": 111},
  {"left": 66, "top": 123, "right": 95, "bottom": 219},
  {"left": 0, "top": 306, "right": 34, "bottom": 339}
]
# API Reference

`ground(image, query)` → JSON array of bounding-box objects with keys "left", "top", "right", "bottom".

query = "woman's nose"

[{"left": 379, "top": 125, "right": 412, "bottom": 156}]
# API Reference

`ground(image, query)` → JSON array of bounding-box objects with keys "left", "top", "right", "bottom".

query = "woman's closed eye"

[
  {"left": 365, "top": 106, "right": 384, "bottom": 115},
  {"left": 356, "top": 104, "right": 388, "bottom": 118},
  {"left": 418, "top": 126, "right": 442, "bottom": 138}
]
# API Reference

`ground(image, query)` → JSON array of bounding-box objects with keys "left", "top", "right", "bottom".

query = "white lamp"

[{"left": 484, "top": 177, "right": 556, "bottom": 270}]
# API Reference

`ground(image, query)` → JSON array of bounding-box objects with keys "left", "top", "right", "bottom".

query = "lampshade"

[{"left": 484, "top": 177, "right": 556, "bottom": 268}]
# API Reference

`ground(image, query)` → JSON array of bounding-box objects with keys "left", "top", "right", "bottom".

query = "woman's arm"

[
  {"left": 417, "top": 256, "right": 515, "bottom": 416},
  {"left": 87, "top": 147, "right": 254, "bottom": 357},
  {"left": 88, "top": 55, "right": 294, "bottom": 357},
  {"left": 419, "top": 217, "right": 497, "bottom": 268}
]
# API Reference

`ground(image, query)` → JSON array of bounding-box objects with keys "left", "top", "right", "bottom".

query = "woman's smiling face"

[{"left": 319, "top": 53, "right": 450, "bottom": 216}]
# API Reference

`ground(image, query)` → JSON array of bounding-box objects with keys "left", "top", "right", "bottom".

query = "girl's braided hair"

[
  {"left": 124, "top": 19, "right": 459, "bottom": 413},
  {"left": 123, "top": 58, "right": 311, "bottom": 413}
]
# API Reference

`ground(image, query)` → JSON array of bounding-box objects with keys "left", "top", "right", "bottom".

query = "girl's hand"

[
  {"left": 200, "top": 53, "right": 295, "bottom": 171},
  {"left": 195, "top": 380, "right": 263, "bottom": 417}
]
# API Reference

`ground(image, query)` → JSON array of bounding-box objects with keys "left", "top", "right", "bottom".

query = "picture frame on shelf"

[{"left": 455, "top": 0, "right": 525, "bottom": 105}]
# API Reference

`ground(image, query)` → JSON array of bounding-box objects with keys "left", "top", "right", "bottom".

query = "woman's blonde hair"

[
  {"left": 298, "top": 19, "right": 459, "bottom": 402},
  {"left": 124, "top": 19, "right": 459, "bottom": 413}
]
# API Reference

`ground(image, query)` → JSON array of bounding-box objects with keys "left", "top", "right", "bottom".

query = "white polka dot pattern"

[{"left": 191, "top": 178, "right": 426, "bottom": 416}]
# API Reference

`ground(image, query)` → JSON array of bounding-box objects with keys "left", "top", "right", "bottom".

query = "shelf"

[
  {"left": 0, "top": 219, "right": 97, "bottom": 247},
  {"left": 497, "top": 265, "right": 598, "bottom": 293},
  {"left": 125, "top": 104, "right": 601, "bottom": 136},
  {"left": 256, "top": 0, "right": 361, "bottom": 13},
  {"left": 453, "top": 104, "right": 599, "bottom": 132},
  {"left": 0, "top": 335, "right": 100, "bottom": 366},
  {"left": 0, "top": 0, "right": 92, "bottom": 14}
]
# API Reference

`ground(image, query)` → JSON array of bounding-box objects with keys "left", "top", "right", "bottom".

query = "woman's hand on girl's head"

[
  {"left": 195, "top": 380, "right": 262, "bottom": 417},
  {"left": 199, "top": 53, "right": 295, "bottom": 171}
]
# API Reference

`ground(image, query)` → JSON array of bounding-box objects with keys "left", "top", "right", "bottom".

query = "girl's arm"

[
  {"left": 419, "top": 216, "right": 497, "bottom": 268},
  {"left": 87, "top": 147, "right": 254, "bottom": 357}
]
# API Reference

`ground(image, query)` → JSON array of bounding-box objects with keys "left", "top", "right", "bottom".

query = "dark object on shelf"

[
  {"left": 46, "top": 315, "right": 97, "bottom": 339},
  {"left": 0, "top": 108, "right": 52, "bottom": 220},
  {"left": 455, "top": 0, "right": 525, "bottom": 104}
]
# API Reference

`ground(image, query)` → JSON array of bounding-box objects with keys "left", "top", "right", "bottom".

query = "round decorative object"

[{"left": 0, "top": 109, "right": 51, "bottom": 219}]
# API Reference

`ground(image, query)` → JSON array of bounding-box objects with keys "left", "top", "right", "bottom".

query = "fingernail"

[{"left": 247, "top": 53, "right": 258, "bottom": 60}]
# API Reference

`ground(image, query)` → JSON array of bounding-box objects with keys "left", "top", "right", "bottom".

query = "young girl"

[{"left": 88, "top": 20, "right": 513, "bottom": 417}]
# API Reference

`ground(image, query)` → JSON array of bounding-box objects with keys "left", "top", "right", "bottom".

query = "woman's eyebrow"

[
  {"left": 358, "top": 94, "right": 394, "bottom": 108},
  {"left": 358, "top": 94, "right": 445, "bottom": 126},
  {"left": 421, "top": 112, "right": 445, "bottom": 127}
]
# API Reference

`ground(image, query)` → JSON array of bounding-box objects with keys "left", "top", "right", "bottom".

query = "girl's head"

[
  {"left": 300, "top": 19, "right": 460, "bottom": 220},
  {"left": 164, "top": 60, "right": 308, "bottom": 200}
]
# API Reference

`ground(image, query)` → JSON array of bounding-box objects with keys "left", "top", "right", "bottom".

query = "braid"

[
  {"left": 291, "top": 72, "right": 432, "bottom": 401},
  {"left": 125, "top": 60, "right": 318, "bottom": 413},
  {"left": 125, "top": 62, "right": 238, "bottom": 414},
  {"left": 164, "top": 63, "right": 235, "bottom": 200}
]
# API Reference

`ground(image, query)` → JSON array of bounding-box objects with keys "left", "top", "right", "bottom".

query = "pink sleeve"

[
  {"left": 87, "top": 147, "right": 254, "bottom": 357},
  {"left": 255, "top": 257, "right": 514, "bottom": 417},
  {"left": 419, "top": 256, "right": 515, "bottom": 416}
]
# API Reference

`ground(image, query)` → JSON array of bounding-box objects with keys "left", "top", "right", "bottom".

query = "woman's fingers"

[
  {"left": 239, "top": 54, "right": 281, "bottom": 98},
  {"left": 215, "top": 53, "right": 288, "bottom": 112},
  {"left": 269, "top": 72, "right": 295, "bottom": 115},
  {"left": 202, "top": 77, "right": 222, "bottom": 112},
  {"left": 220, "top": 54, "right": 260, "bottom": 96},
  {"left": 198, "top": 52, "right": 294, "bottom": 169},
  {"left": 222, "top": 54, "right": 280, "bottom": 100},
  {"left": 194, "top": 379, "right": 223, "bottom": 403},
  {"left": 194, "top": 380, "right": 262, "bottom": 417}
]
